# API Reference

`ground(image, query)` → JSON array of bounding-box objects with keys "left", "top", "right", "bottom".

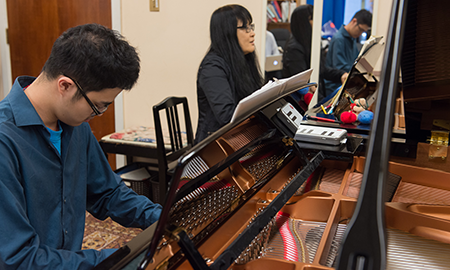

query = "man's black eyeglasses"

[
  {"left": 237, "top": 24, "right": 255, "bottom": 33},
  {"left": 357, "top": 24, "right": 370, "bottom": 33},
  {"left": 63, "top": 74, "right": 107, "bottom": 116}
]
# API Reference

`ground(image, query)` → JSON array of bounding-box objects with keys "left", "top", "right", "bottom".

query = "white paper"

[
  {"left": 230, "top": 69, "right": 312, "bottom": 124},
  {"left": 120, "top": 167, "right": 150, "bottom": 181}
]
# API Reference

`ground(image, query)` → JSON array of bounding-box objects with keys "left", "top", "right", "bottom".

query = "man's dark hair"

[
  {"left": 353, "top": 9, "right": 372, "bottom": 27},
  {"left": 42, "top": 23, "right": 140, "bottom": 94},
  {"left": 208, "top": 4, "right": 263, "bottom": 102}
]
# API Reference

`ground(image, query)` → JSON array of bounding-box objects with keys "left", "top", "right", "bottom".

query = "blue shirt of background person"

[
  {"left": 324, "top": 9, "right": 372, "bottom": 96},
  {"left": 0, "top": 24, "right": 162, "bottom": 270}
]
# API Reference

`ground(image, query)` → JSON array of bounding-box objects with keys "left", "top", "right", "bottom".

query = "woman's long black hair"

[
  {"left": 290, "top": 4, "right": 314, "bottom": 67},
  {"left": 208, "top": 4, "right": 263, "bottom": 101}
]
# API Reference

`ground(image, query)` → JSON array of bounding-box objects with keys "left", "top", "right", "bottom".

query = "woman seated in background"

[
  {"left": 282, "top": 5, "right": 348, "bottom": 101},
  {"left": 194, "top": 4, "right": 263, "bottom": 144}
]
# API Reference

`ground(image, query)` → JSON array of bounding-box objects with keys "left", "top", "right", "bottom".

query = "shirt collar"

[
  {"left": 340, "top": 25, "right": 354, "bottom": 40},
  {"left": 9, "top": 76, "right": 47, "bottom": 127}
]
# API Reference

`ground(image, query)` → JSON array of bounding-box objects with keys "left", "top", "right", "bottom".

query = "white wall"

[
  {"left": 344, "top": 0, "right": 363, "bottom": 25},
  {"left": 120, "top": 0, "right": 266, "bottom": 131},
  {"left": 371, "top": 0, "right": 394, "bottom": 72}
]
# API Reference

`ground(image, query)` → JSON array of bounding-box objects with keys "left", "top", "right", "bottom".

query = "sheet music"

[
  {"left": 357, "top": 35, "right": 383, "bottom": 59},
  {"left": 356, "top": 35, "right": 385, "bottom": 82},
  {"left": 230, "top": 69, "right": 312, "bottom": 123}
]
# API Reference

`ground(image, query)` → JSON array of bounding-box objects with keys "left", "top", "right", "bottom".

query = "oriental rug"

[{"left": 82, "top": 212, "right": 142, "bottom": 250}]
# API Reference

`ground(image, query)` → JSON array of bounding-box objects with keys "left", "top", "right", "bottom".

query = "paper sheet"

[{"left": 230, "top": 69, "right": 312, "bottom": 123}]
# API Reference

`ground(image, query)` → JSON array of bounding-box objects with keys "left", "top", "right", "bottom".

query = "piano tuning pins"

[
  {"left": 168, "top": 185, "right": 241, "bottom": 237},
  {"left": 280, "top": 168, "right": 303, "bottom": 194},
  {"left": 235, "top": 214, "right": 275, "bottom": 265},
  {"left": 246, "top": 155, "right": 280, "bottom": 182}
]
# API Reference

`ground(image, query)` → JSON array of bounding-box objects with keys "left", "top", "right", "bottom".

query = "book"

[
  {"left": 267, "top": 5, "right": 279, "bottom": 23},
  {"left": 280, "top": 1, "right": 290, "bottom": 22},
  {"left": 231, "top": 69, "right": 313, "bottom": 124},
  {"left": 271, "top": 1, "right": 283, "bottom": 22}
]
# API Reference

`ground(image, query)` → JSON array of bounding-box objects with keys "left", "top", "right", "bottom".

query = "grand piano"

[{"left": 94, "top": 0, "right": 450, "bottom": 269}]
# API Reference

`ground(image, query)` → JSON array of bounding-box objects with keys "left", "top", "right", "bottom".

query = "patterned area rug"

[{"left": 82, "top": 212, "right": 142, "bottom": 250}]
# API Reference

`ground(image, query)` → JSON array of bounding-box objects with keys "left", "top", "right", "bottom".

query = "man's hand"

[{"left": 341, "top": 72, "right": 349, "bottom": 84}]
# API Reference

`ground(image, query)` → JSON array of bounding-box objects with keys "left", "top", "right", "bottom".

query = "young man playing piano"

[
  {"left": 324, "top": 9, "right": 372, "bottom": 95},
  {"left": 0, "top": 24, "right": 161, "bottom": 269}
]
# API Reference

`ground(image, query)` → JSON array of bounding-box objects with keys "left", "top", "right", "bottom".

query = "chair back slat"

[{"left": 152, "top": 96, "right": 194, "bottom": 203}]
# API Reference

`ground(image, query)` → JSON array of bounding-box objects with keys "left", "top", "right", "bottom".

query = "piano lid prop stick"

[{"left": 334, "top": 0, "right": 407, "bottom": 269}]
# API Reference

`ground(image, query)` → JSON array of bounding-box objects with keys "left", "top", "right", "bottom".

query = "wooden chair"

[{"left": 152, "top": 96, "right": 194, "bottom": 204}]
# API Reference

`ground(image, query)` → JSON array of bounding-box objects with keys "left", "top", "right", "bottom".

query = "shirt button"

[
  {"left": 64, "top": 199, "right": 66, "bottom": 203},
  {"left": 65, "top": 230, "right": 68, "bottom": 234}
]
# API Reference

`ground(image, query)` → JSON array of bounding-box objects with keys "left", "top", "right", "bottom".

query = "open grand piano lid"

[
  {"left": 95, "top": 1, "right": 450, "bottom": 268},
  {"left": 135, "top": 69, "right": 314, "bottom": 269}
]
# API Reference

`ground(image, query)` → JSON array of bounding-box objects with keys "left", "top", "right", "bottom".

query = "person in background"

[
  {"left": 266, "top": 30, "right": 280, "bottom": 57},
  {"left": 194, "top": 4, "right": 263, "bottom": 144},
  {"left": 324, "top": 9, "right": 372, "bottom": 95},
  {"left": 282, "top": 5, "right": 348, "bottom": 101},
  {"left": 265, "top": 30, "right": 282, "bottom": 83},
  {"left": 0, "top": 23, "right": 162, "bottom": 269}
]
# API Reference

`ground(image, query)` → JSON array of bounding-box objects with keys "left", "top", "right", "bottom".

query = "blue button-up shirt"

[
  {"left": 0, "top": 76, "right": 162, "bottom": 269},
  {"left": 324, "top": 25, "right": 360, "bottom": 95}
]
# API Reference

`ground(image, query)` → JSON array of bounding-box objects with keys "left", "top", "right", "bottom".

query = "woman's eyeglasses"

[
  {"left": 237, "top": 24, "right": 255, "bottom": 33},
  {"left": 63, "top": 74, "right": 108, "bottom": 116}
]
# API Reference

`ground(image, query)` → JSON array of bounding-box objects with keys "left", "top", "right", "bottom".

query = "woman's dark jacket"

[{"left": 194, "top": 52, "right": 237, "bottom": 144}]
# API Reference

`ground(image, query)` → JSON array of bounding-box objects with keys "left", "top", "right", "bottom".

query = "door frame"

[
  {"left": 0, "top": 0, "right": 12, "bottom": 98},
  {"left": 111, "top": 0, "right": 126, "bottom": 168}
]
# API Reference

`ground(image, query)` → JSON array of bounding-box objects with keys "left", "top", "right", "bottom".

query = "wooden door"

[{"left": 6, "top": 0, "right": 117, "bottom": 169}]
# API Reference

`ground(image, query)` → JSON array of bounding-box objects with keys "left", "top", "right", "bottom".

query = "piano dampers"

[{"left": 221, "top": 118, "right": 267, "bottom": 151}]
